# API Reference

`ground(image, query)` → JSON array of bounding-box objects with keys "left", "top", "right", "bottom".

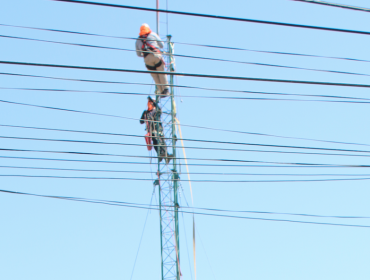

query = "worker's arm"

[
  {"left": 140, "top": 110, "right": 147, "bottom": 124},
  {"left": 135, "top": 39, "right": 143, "bottom": 57},
  {"left": 152, "top": 33, "right": 164, "bottom": 49}
]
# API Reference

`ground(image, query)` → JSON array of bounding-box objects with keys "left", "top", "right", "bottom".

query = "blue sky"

[{"left": 1, "top": 0, "right": 370, "bottom": 279}]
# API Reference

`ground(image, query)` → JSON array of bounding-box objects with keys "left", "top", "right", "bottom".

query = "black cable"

[
  {"left": 52, "top": 0, "right": 370, "bottom": 37},
  {"left": 0, "top": 147, "right": 351, "bottom": 166},
  {"left": 0, "top": 97, "right": 138, "bottom": 121},
  {"left": 174, "top": 42, "right": 370, "bottom": 64},
  {"left": 2, "top": 100, "right": 370, "bottom": 149},
  {"left": 4, "top": 146, "right": 370, "bottom": 168},
  {"left": 4, "top": 86, "right": 370, "bottom": 103},
  {"left": 4, "top": 134, "right": 370, "bottom": 158},
  {"left": 2, "top": 188, "right": 370, "bottom": 228},
  {"left": 3, "top": 173, "right": 370, "bottom": 183},
  {"left": 4, "top": 73, "right": 370, "bottom": 102},
  {"left": 293, "top": 0, "right": 370, "bottom": 13},
  {"left": 4, "top": 122, "right": 370, "bottom": 154},
  {"left": 3, "top": 164, "right": 370, "bottom": 177},
  {"left": 2, "top": 186, "right": 369, "bottom": 218},
  {"left": 3, "top": 23, "right": 370, "bottom": 64},
  {"left": 1, "top": 155, "right": 349, "bottom": 168},
  {"left": 3, "top": 34, "right": 370, "bottom": 78},
  {"left": 3, "top": 60, "right": 370, "bottom": 88},
  {"left": 3, "top": 121, "right": 370, "bottom": 153}
]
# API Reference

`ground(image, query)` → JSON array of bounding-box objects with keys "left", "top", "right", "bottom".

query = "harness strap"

[
  {"left": 140, "top": 33, "right": 161, "bottom": 55},
  {"left": 145, "top": 59, "right": 163, "bottom": 71}
]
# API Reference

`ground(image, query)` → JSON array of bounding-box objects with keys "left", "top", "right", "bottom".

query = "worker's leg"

[
  {"left": 152, "top": 136, "right": 164, "bottom": 162},
  {"left": 158, "top": 136, "right": 167, "bottom": 158},
  {"left": 155, "top": 60, "right": 170, "bottom": 95},
  {"left": 152, "top": 137, "right": 159, "bottom": 154},
  {"left": 144, "top": 54, "right": 164, "bottom": 93},
  {"left": 153, "top": 131, "right": 172, "bottom": 164},
  {"left": 150, "top": 72, "right": 164, "bottom": 93}
]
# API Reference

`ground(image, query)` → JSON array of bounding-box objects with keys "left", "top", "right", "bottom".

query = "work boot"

[{"left": 160, "top": 88, "right": 170, "bottom": 98}]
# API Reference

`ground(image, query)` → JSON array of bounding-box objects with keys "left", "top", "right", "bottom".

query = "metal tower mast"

[{"left": 154, "top": 35, "right": 180, "bottom": 280}]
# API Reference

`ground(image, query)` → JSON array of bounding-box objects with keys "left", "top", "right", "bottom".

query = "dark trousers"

[{"left": 152, "top": 134, "right": 167, "bottom": 158}]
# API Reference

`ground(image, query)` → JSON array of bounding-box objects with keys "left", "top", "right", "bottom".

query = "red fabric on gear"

[{"left": 145, "top": 132, "right": 152, "bottom": 151}]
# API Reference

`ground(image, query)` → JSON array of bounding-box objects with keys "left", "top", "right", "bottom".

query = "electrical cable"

[
  {"left": 3, "top": 174, "right": 370, "bottom": 183},
  {"left": 0, "top": 97, "right": 139, "bottom": 121},
  {"left": 4, "top": 74, "right": 370, "bottom": 102},
  {"left": 3, "top": 34, "right": 370, "bottom": 78},
  {"left": 3, "top": 121, "right": 370, "bottom": 154},
  {"left": 2, "top": 23, "right": 370, "bottom": 64},
  {"left": 4, "top": 134, "right": 370, "bottom": 158},
  {"left": 2, "top": 188, "right": 369, "bottom": 228},
  {"left": 52, "top": 0, "right": 370, "bottom": 37},
  {"left": 3, "top": 60, "right": 370, "bottom": 88},
  {"left": 2, "top": 99, "right": 370, "bottom": 149},
  {"left": 1, "top": 185, "right": 368, "bottom": 219},
  {"left": 4, "top": 133, "right": 370, "bottom": 155},
  {"left": 3, "top": 165, "right": 370, "bottom": 177},
  {"left": 0, "top": 155, "right": 355, "bottom": 168},
  {"left": 292, "top": 0, "right": 370, "bottom": 13},
  {"left": 0, "top": 147, "right": 354, "bottom": 166},
  {"left": 4, "top": 86, "right": 370, "bottom": 103}
]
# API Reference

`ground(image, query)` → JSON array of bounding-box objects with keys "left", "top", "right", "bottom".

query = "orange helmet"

[
  {"left": 147, "top": 96, "right": 156, "bottom": 111},
  {"left": 139, "top": 23, "right": 151, "bottom": 36}
]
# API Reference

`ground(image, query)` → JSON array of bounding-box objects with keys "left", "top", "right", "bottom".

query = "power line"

[
  {"left": 2, "top": 188, "right": 370, "bottom": 228},
  {"left": 4, "top": 147, "right": 370, "bottom": 169},
  {"left": 52, "top": 0, "right": 370, "bottom": 37},
  {"left": 0, "top": 97, "right": 139, "bottom": 121},
  {"left": 4, "top": 73, "right": 370, "bottom": 102},
  {"left": 3, "top": 60, "right": 370, "bottom": 88},
  {"left": 293, "top": 0, "right": 370, "bottom": 13},
  {"left": 4, "top": 173, "right": 370, "bottom": 183},
  {"left": 4, "top": 124, "right": 370, "bottom": 155},
  {"left": 7, "top": 86, "right": 370, "bottom": 103},
  {"left": 3, "top": 34, "right": 370, "bottom": 78},
  {"left": 3, "top": 165, "right": 370, "bottom": 177},
  {"left": 2, "top": 155, "right": 352, "bottom": 168},
  {"left": 0, "top": 147, "right": 354, "bottom": 166},
  {"left": 4, "top": 134, "right": 370, "bottom": 158},
  {"left": 173, "top": 41, "right": 370, "bottom": 64},
  {"left": 2, "top": 100, "right": 370, "bottom": 149},
  {"left": 1, "top": 186, "right": 370, "bottom": 219},
  {"left": 3, "top": 121, "right": 370, "bottom": 152},
  {"left": 2, "top": 23, "right": 370, "bottom": 64}
]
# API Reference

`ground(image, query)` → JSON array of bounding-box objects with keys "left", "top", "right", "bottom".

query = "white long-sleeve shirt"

[{"left": 135, "top": 32, "right": 164, "bottom": 57}]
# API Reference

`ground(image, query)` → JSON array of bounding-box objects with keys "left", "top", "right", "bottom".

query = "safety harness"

[{"left": 140, "top": 33, "right": 164, "bottom": 70}]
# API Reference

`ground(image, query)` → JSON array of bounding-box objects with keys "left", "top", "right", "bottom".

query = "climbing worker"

[
  {"left": 136, "top": 23, "right": 170, "bottom": 98},
  {"left": 140, "top": 96, "right": 172, "bottom": 164}
]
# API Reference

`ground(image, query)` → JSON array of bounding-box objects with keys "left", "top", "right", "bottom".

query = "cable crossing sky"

[
  {"left": 292, "top": 0, "right": 370, "bottom": 13},
  {"left": 51, "top": 0, "right": 370, "bottom": 36},
  {"left": 2, "top": 60, "right": 370, "bottom": 88}
]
